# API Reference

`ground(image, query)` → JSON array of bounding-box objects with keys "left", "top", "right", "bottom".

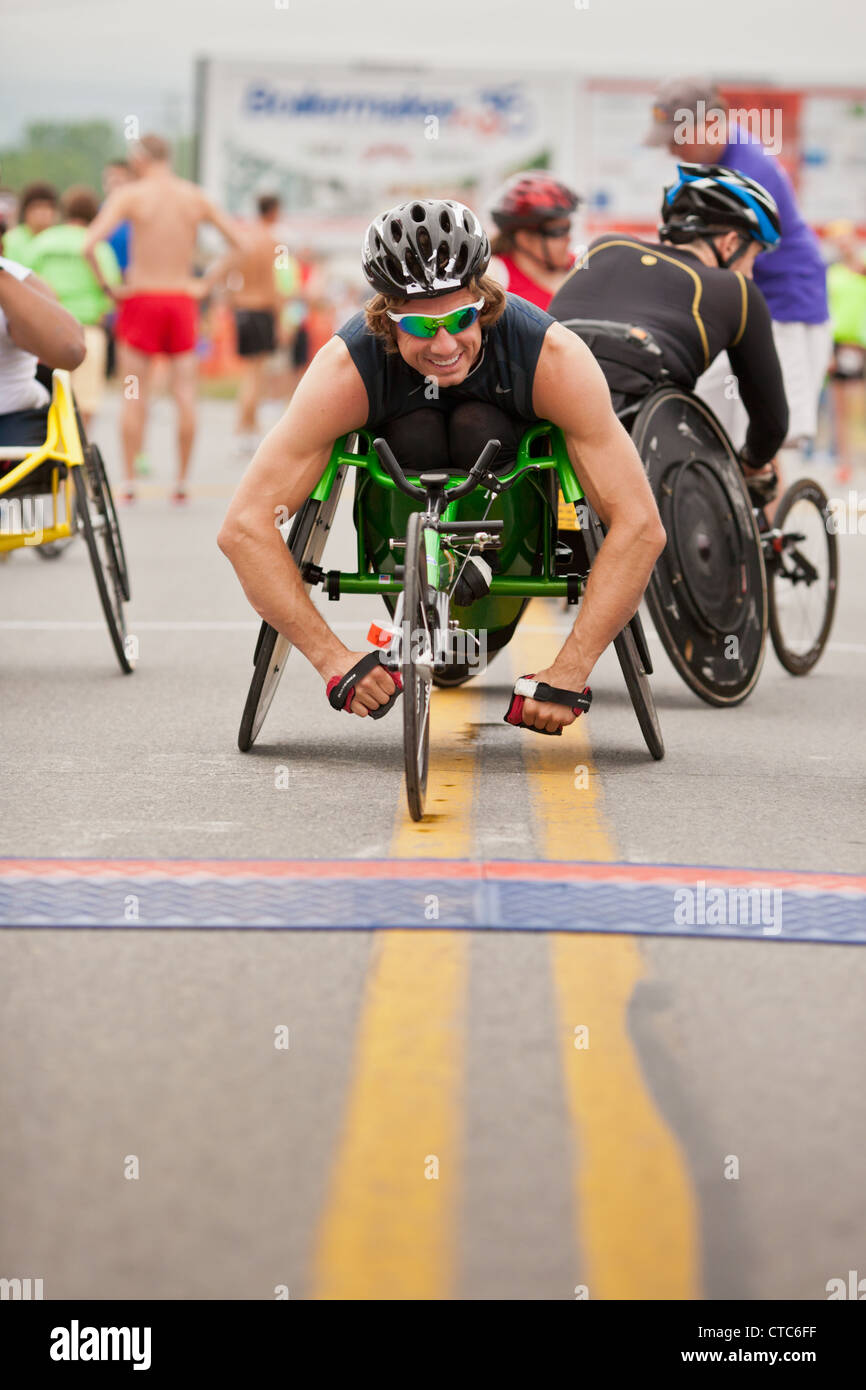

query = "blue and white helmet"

[{"left": 660, "top": 163, "right": 782, "bottom": 251}]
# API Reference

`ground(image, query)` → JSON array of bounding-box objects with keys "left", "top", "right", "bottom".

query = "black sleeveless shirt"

[{"left": 336, "top": 293, "right": 554, "bottom": 430}]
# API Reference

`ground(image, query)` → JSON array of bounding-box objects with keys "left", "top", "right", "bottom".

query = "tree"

[{"left": 0, "top": 121, "right": 194, "bottom": 195}]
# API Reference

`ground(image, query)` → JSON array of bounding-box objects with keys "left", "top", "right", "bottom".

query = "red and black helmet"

[{"left": 490, "top": 172, "right": 580, "bottom": 234}]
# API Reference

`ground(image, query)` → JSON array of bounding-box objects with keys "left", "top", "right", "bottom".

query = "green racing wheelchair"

[{"left": 237, "top": 421, "right": 664, "bottom": 820}]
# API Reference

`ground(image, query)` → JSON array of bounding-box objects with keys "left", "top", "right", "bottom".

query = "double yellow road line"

[{"left": 311, "top": 612, "right": 698, "bottom": 1299}]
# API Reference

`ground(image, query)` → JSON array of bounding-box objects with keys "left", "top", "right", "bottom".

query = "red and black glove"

[
  {"left": 327, "top": 650, "right": 403, "bottom": 719},
  {"left": 504, "top": 674, "right": 592, "bottom": 736}
]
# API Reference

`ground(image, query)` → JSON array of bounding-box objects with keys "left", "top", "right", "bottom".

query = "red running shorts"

[{"left": 116, "top": 293, "right": 198, "bottom": 356}]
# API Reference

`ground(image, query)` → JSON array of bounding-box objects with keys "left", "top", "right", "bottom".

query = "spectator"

[
  {"left": 26, "top": 185, "right": 121, "bottom": 430},
  {"left": 4, "top": 181, "right": 59, "bottom": 264},
  {"left": 645, "top": 79, "right": 831, "bottom": 465},
  {"left": 204, "top": 192, "right": 285, "bottom": 445},
  {"left": 83, "top": 132, "right": 242, "bottom": 503}
]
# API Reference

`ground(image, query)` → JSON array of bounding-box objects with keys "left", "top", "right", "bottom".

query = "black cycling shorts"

[{"left": 234, "top": 309, "right": 276, "bottom": 358}]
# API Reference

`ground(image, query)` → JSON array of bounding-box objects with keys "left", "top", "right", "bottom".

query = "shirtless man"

[
  {"left": 84, "top": 133, "right": 243, "bottom": 502},
  {"left": 207, "top": 193, "right": 284, "bottom": 445}
]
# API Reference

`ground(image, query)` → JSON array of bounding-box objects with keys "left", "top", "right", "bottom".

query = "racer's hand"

[
  {"left": 335, "top": 649, "right": 398, "bottom": 717},
  {"left": 520, "top": 663, "right": 587, "bottom": 734},
  {"left": 739, "top": 453, "right": 779, "bottom": 503}
]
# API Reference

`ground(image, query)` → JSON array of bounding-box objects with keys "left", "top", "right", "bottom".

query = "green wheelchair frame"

[{"left": 239, "top": 419, "right": 662, "bottom": 821}]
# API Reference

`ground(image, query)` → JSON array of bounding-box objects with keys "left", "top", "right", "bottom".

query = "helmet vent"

[
  {"left": 389, "top": 219, "right": 403, "bottom": 243},
  {"left": 410, "top": 203, "right": 426, "bottom": 223},
  {"left": 416, "top": 227, "right": 433, "bottom": 260},
  {"left": 404, "top": 246, "right": 424, "bottom": 282},
  {"left": 453, "top": 243, "right": 468, "bottom": 276},
  {"left": 439, "top": 209, "right": 452, "bottom": 232}
]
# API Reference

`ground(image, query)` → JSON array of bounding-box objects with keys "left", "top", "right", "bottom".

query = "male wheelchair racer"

[
  {"left": 238, "top": 418, "right": 664, "bottom": 822},
  {"left": 558, "top": 319, "right": 838, "bottom": 706},
  {"left": 0, "top": 369, "right": 133, "bottom": 672}
]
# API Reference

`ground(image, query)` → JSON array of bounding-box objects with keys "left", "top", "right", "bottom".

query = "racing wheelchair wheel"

[
  {"left": 85, "top": 443, "right": 131, "bottom": 602},
  {"left": 581, "top": 505, "right": 664, "bottom": 760},
  {"left": 766, "top": 478, "right": 838, "bottom": 675},
  {"left": 402, "top": 509, "right": 435, "bottom": 821},
  {"left": 72, "top": 463, "right": 133, "bottom": 674},
  {"left": 238, "top": 469, "right": 347, "bottom": 751},
  {"left": 632, "top": 387, "right": 767, "bottom": 707}
]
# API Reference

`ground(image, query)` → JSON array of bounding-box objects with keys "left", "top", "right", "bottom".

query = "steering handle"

[
  {"left": 446, "top": 439, "right": 501, "bottom": 500},
  {"left": 373, "top": 437, "right": 427, "bottom": 501},
  {"left": 373, "top": 436, "right": 501, "bottom": 503}
]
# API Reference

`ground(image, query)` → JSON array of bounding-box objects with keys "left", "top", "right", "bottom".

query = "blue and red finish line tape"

[{"left": 1, "top": 858, "right": 864, "bottom": 942}]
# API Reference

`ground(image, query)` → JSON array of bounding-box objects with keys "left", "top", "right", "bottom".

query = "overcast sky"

[{"left": 4, "top": 0, "right": 865, "bottom": 144}]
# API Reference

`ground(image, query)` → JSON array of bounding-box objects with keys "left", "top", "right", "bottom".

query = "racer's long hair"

[{"left": 364, "top": 274, "right": 507, "bottom": 354}]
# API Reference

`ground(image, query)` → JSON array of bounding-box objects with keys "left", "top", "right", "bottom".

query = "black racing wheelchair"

[{"left": 561, "top": 320, "right": 838, "bottom": 706}]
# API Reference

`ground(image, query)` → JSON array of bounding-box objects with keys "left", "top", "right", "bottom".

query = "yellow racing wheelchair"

[{"left": 0, "top": 369, "right": 133, "bottom": 672}]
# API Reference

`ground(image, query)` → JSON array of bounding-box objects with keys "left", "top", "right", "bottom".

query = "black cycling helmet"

[
  {"left": 362, "top": 199, "right": 490, "bottom": 299},
  {"left": 659, "top": 163, "right": 782, "bottom": 262}
]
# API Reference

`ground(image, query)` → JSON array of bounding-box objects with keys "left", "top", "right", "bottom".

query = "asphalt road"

[{"left": 1, "top": 389, "right": 864, "bottom": 1300}]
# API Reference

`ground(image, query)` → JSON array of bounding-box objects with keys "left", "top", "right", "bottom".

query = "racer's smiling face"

[{"left": 390, "top": 289, "right": 484, "bottom": 385}]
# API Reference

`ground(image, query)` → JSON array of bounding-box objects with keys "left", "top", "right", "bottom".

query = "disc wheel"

[
  {"left": 581, "top": 505, "right": 664, "bottom": 760},
  {"left": 634, "top": 387, "right": 767, "bottom": 707},
  {"left": 237, "top": 469, "right": 346, "bottom": 750},
  {"left": 72, "top": 464, "right": 133, "bottom": 673},
  {"left": 767, "top": 478, "right": 838, "bottom": 675},
  {"left": 402, "top": 510, "right": 434, "bottom": 820}
]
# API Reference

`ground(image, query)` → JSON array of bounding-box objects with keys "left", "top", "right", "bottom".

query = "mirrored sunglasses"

[{"left": 386, "top": 298, "right": 485, "bottom": 339}]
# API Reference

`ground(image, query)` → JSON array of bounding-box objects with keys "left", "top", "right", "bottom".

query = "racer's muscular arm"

[
  {"left": 0, "top": 266, "right": 85, "bottom": 368},
  {"left": 528, "top": 323, "right": 665, "bottom": 723},
  {"left": 727, "top": 277, "right": 789, "bottom": 464},
  {"left": 217, "top": 336, "right": 397, "bottom": 714}
]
